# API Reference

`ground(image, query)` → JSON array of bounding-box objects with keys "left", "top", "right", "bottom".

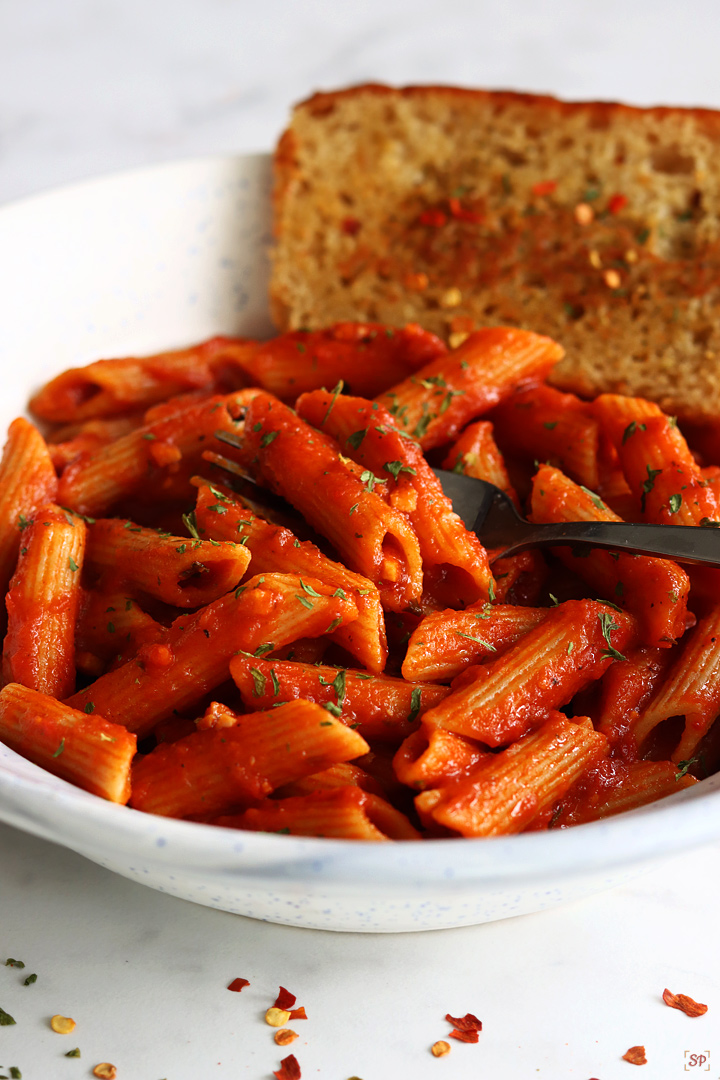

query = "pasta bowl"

[{"left": 1, "top": 154, "right": 720, "bottom": 932}]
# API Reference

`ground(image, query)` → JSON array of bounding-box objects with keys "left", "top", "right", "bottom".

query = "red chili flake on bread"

[
  {"left": 445, "top": 1012, "right": 483, "bottom": 1042},
  {"left": 662, "top": 988, "right": 708, "bottom": 1017},
  {"left": 608, "top": 193, "right": 629, "bottom": 214},
  {"left": 448, "top": 198, "right": 483, "bottom": 224},
  {"left": 531, "top": 180, "right": 557, "bottom": 197},
  {"left": 419, "top": 208, "right": 447, "bottom": 228},
  {"left": 273, "top": 1053, "right": 301, "bottom": 1080},
  {"left": 288, "top": 1006, "right": 307, "bottom": 1020},
  {"left": 227, "top": 978, "right": 250, "bottom": 993},
  {"left": 341, "top": 217, "right": 361, "bottom": 236},
  {"left": 622, "top": 1045, "right": 647, "bottom": 1065},
  {"left": 274, "top": 986, "right": 297, "bottom": 1010}
]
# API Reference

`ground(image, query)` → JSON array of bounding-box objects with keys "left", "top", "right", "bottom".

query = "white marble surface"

[{"left": 1, "top": 1, "right": 720, "bottom": 1076}]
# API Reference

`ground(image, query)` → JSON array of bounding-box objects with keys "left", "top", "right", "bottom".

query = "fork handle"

[{"left": 492, "top": 519, "right": 720, "bottom": 567}]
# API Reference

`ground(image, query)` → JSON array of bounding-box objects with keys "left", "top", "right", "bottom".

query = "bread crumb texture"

[{"left": 271, "top": 84, "right": 720, "bottom": 422}]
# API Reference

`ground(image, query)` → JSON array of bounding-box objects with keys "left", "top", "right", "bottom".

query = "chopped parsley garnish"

[
  {"left": 270, "top": 668, "right": 280, "bottom": 697},
  {"left": 346, "top": 429, "right": 368, "bottom": 450},
  {"left": 296, "top": 594, "right": 314, "bottom": 610},
  {"left": 0, "top": 1007, "right": 16, "bottom": 1026},
  {"left": 83, "top": 702, "right": 95, "bottom": 714},
  {"left": 260, "top": 430, "right": 278, "bottom": 448},
  {"left": 454, "top": 631, "right": 497, "bottom": 650},
  {"left": 640, "top": 465, "right": 662, "bottom": 513},
  {"left": 580, "top": 486, "right": 605, "bottom": 511},
  {"left": 68, "top": 556, "right": 79, "bottom": 572},
  {"left": 408, "top": 686, "right": 422, "bottom": 723},
  {"left": 699, "top": 517, "right": 720, "bottom": 527},
  {"left": 543, "top": 421, "right": 558, "bottom": 430},
  {"left": 322, "top": 380, "right": 344, "bottom": 424},
  {"left": 675, "top": 757, "right": 698, "bottom": 780},
  {"left": 250, "top": 668, "right": 267, "bottom": 697},
  {"left": 622, "top": 420, "right": 646, "bottom": 444},
  {"left": 52, "top": 739, "right": 65, "bottom": 758},
  {"left": 325, "top": 617, "right": 342, "bottom": 634},
  {"left": 299, "top": 580, "right": 322, "bottom": 597},
  {"left": 322, "top": 702, "right": 342, "bottom": 718},
  {"left": 253, "top": 643, "right": 274, "bottom": 657},
  {"left": 182, "top": 510, "right": 201, "bottom": 540},
  {"left": 598, "top": 612, "right": 627, "bottom": 662},
  {"left": 668, "top": 493, "right": 682, "bottom": 514},
  {"left": 384, "top": 460, "right": 416, "bottom": 480}
]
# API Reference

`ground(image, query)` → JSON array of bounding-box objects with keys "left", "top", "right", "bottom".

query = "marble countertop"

[{"left": 1, "top": 1, "right": 720, "bottom": 1076}]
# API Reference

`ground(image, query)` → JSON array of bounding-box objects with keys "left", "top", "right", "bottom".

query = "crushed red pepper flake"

[
  {"left": 273, "top": 1053, "right": 301, "bottom": 1080},
  {"left": 227, "top": 977, "right": 250, "bottom": 993},
  {"left": 662, "top": 988, "right": 708, "bottom": 1017},
  {"left": 274, "top": 986, "right": 297, "bottom": 1011},
  {"left": 531, "top": 180, "right": 557, "bottom": 197},
  {"left": 288, "top": 1006, "right": 307, "bottom": 1021},
  {"left": 445, "top": 1012, "right": 482, "bottom": 1043},
  {"left": 608, "top": 193, "right": 629, "bottom": 214},
  {"left": 341, "top": 217, "right": 361, "bottom": 236},
  {"left": 419, "top": 208, "right": 447, "bottom": 228},
  {"left": 622, "top": 1045, "right": 647, "bottom": 1065}
]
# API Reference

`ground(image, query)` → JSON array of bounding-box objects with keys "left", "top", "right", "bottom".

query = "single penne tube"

[
  {"left": 420, "top": 712, "right": 608, "bottom": 837},
  {"left": 75, "top": 591, "right": 167, "bottom": 675},
  {"left": 595, "top": 646, "right": 673, "bottom": 749},
  {"left": 0, "top": 682, "right": 136, "bottom": 803},
  {"left": 296, "top": 389, "right": 494, "bottom": 608},
  {"left": 633, "top": 603, "right": 720, "bottom": 762},
  {"left": 420, "top": 600, "right": 637, "bottom": 746},
  {"left": 193, "top": 480, "right": 387, "bottom": 673},
  {"left": 392, "top": 720, "right": 490, "bottom": 790},
  {"left": 66, "top": 572, "right": 358, "bottom": 738},
  {"left": 402, "top": 601, "right": 548, "bottom": 682},
  {"left": 530, "top": 464, "right": 690, "bottom": 647},
  {"left": 375, "top": 327, "right": 563, "bottom": 451},
  {"left": 29, "top": 336, "right": 260, "bottom": 422},
  {"left": 212, "top": 787, "right": 421, "bottom": 840},
  {"left": 490, "top": 384, "right": 602, "bottom": 490},
  {"left": 217, "top": 392, "right": 423, "bottom": 611},
  {"left": 229, "top": 656, "right": 449, "bottom": 742},
  {"left": 49, "top": 414, "right": 145, "bottom": 471},
  {"left": 237, "top": 322, "right": 447, "bottom": 400},
  {"left": 613, "top": 413, "right": 720, "bottom": 525},
  {"left": 554, "top": 759, "right": 698, "bottom": 827},
  {"left": 274, "top": 762, "right": 387, "bottom": 798},
  {"left": 57, "top": 388, "right": 259, "bottom": 516},
  {"left": 0, "top": 418, "right": 58, "bottom": 612},
  {"left": 442, "top": 420, "right": 518, "bottom": 503},
  {"left": 129, "top": 701, "right": 370, "bottom": 818},
  {"left": 2, "top": 504, "right": 86, "bottom": 699},
  {"left": 592, "top": 393, "right": 665, "bottom": 450},
  {"left": 85, "top": 518, "right": 251, "bottom": 608}
]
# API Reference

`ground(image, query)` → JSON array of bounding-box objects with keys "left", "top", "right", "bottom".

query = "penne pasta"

[
  {"left": 375, "top": 327, "right": 563, "bottom": 451},
  {"left": 417, "top": 712, "right": 608, "bottom": 837},
  {"left": 66, "top": 572, "right": 358, "bottom": 738},
  {"left": 0, "top": 682, "right": 136, "bottom": 803},
  {"left": 530, "top": 464, "right": 690, "bottom": 647},
  {"left": 420, "top": 600, "right": 636, "bottom": 745},
  {"left": 130, "top": 700, "right": 369, "bottom": 818},
  {"left": 2, "top": 504, "right": 86, "bottom": 698},
  {"left": 553, "top": 759, "right": 698, "bottom": 827},
  {"left": 193, "top": 480, "right": 387, "bottom": 673},
  {"left": 216, "top": 391, "right": 423, "bottom": 611},
  {"left": 296, "top": 389, "right": 494, "bottom": 608},
  {"left": 85, "top": 517, "right": 251, "bottom": 608},
  {"left": 229, "top": 656, "right": 449, "bottom": 742},
  {"left": 30, "top": 336, "right": 259, "bottom": 422}
]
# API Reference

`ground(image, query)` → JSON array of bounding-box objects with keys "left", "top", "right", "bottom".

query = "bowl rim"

[{"left": 1, "top": 152, "right": 719, "bottom": 892}]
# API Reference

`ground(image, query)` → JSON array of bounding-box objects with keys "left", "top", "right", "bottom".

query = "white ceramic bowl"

[{"left": 1, "top": 154, "right": 720, "bottom": 933}]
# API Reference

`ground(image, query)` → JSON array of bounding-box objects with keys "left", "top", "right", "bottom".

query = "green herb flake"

[
  {"left": 384, "top": 460, "right": 417, "bottom": 480},
  {"left": 615, "top": 581, "right": 625, "bottom": 598},
  {"left": 641, "top": 465, "right": 663, "bottom": 512},
  {"left": 5, "top": 959, "right": 24, "bottom": 968},
  {"left": 0, "top": 1007, "right": 16, "bottom": 1026},
  {"left": 669, "top": 589, "right": 679, "bottom": 603},
  {"left": 250, "top": 668, "right": 267, "bottom": 697},
  {"left": 412, "top": 403, "right": 433, "bottom": 440},
  {"left": 83, "top": 702, "right": 95, "bottom": 714},
  {"left": 68, "top": 556, "right": 79, "bottom": 572},
  {"left": 325, "top": 617, "right": 342, "bottom": 634},
  {"left": 349, "top": 503, "right": 359, "bottom": 515},
  {"left": 543, "top": 421, "right": 558, "bottom": 430},
  {"left": 699, "top": 517, "right": 720, "bottom": 527},
  {"left": 260, "top": 430, "right": 279, "bottom": 448},
  {"left": 675, "top": 756, "right": 698, "bottom": 780},
  {"left": 65, "top": 1048, "right": 81, "bottom": 1058},
  {"left": 253, "top": 643, "right": 274, "bottom": 657},
  {"left": 9, "top": 1068, "right": 21, "bottom": 1079},
  {"left": 52, "top": 739, "right": 65, "bottom": 758},
  {"left": 17, "top": 513, "right": 30, "bottom": 531},
  {"left": 668, "top": 493, "right": 682, "bottom": 514},
  {"left": 296, "top": 594, "right": 314, "bottom": 610},
  {"left": 252, "top": 421, "right": 262, "bottom": 432},
  {"left": 454, "top": 631, "right": 497, "bottom": 650},
  {"left": 346, "top": 428, "right": 368, "bottom": 450},
  {"left": 182, "top": 510, "right": 200, "bottom": 540},
  {"left": 23, "top": 973, "right": 37, "bottom": 986},
  {"left": 579, "top": 485, "right": 605, "bottom": 512},
  {"left": 487, "top": 579, "right": 496, "bottom": 603},
  {"left": 322, "top": 701, "right": 342, "bottom": 718},
  {"left": 408, "top": 686, "right": 422, "bottom": 723},
  {"left": 549, "top": 593, "right": 560, "bottom": 606},
  {"left": 299, "top": 579, "right": 322, "bottom": 598},
  {"left": 322, "top": 380, "right": 344, "bottom": 424},
  {"left": 270, "top": 668, "right": 280, "bottom": 697},
  {"left": 598, "top": 612, "right": 627, "bottom": 662}
]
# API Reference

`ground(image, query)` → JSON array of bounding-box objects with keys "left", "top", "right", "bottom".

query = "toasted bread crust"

[{"left": 271, "top": 83, "right": 720, "bottom": 423}]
